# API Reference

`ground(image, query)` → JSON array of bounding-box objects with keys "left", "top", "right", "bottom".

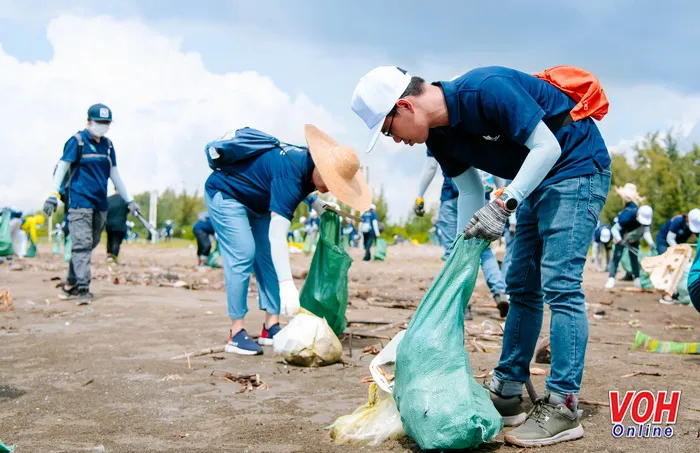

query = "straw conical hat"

[
  {"left": 615, "top": 183, "right": 644, "bottom": 203},
  {"left": 304, "top": 124, "right": 372, "bottom": 211}
]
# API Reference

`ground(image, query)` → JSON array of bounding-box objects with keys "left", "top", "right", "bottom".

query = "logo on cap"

[{"left": 99, "top": 108, "right": 110, "bottom": 118}]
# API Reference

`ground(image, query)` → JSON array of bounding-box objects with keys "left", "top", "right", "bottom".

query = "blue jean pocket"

[{"left": 587, "top": 168, "right": 611, "bottom": 222}]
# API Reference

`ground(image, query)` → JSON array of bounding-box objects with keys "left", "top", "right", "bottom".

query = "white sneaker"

[
  {"left": 605, "top": 277, "right": 615, "bottom": 289},
  {"left": 634, "top": 278, "right": 642, "bottom": 289}
]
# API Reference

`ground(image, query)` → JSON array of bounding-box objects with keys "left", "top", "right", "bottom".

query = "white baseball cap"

[
  {"left": 636, "top": 205, "right": 653, "bottom": 226},
  {"left": 370, "top": 203, "right": 377, "bottom": 210},
  {"left": 351, "top": 66, "right": 413, "bottom": 153},
  {"left": 688, "top": 208, "right": 700, "bottom": 233},
  {"left": 600, "top": 227, "right": 612, "bottom": 243}
]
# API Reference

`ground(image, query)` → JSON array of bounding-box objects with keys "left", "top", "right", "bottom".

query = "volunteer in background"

[
  {"left": 656, "top": 209, "right": 700, "bottom": 254},
  {"left": 592, "top": 222, "right": 613, "bottom": 272},
  {"left": 605, "top": 184, "right": 654, "bottom": 289},
  {"left": 204, "top": 124, "right": 370, "bottom": 356},
  {"left": 106, "top": 187, "right": 130, "bottom": 263},
  {"left": 43, "top": 104, "right": 140, "bottom": 304},
  {"left": 6, "top": 209, "right": 24, "bottom": 258},
  {"left": 360, "top": 203, "right": 381, "bottom": 261},
  {"left": 164, "top": 220, "right": 173, "bottom": 242},
  {"left": 352, "top": 65, "right": 611, "bottom": 446},
  {"left": 193, "top": 212, "right": 215, "bottom": 267},
  {"left": 414, "top": 153, "right": 509, "bottom": 318},
  {"left": 21, "top": 214, "right": 45, "bottom": 254}
]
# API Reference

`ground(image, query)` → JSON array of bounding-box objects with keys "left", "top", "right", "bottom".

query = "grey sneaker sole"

[
  {"left": 502, "top": 412, "right": 528, "bottom": 427},
  {"left": 505, "top": 424, "right": 584, "bottom": 447},
  {"left": 225, "top": 344, "right": 262, "bottom": 356}
]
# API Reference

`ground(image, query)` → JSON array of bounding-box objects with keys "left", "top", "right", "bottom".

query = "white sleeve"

[
  {"left": 504, "top": 121, "right": 562, "bottom": 203},
  {"left": 452, "top": 167, "right": 485, "bottom": 231},
  {"left": 643, "top": 228, "right": 655, "bottom": 247},
  {"left": 666, "top": 231, "right": 678, "bottom": 246},
  {"left": 372, "top": 219, "right": 380, "bottom": 237},
  {"left": 269, "top": 214, "right": 293, "bottom": 282},
  {"left": 110, "top": 167, "right": 133, "bottom": 203},
  {"left": 611, "top": 223, "right": 622, "bottom": 242},
  {"left": 417, "top": 156, "right": 439, "bottom": 198},
  {"left": 50, "top": 160, "right": 71, "bottom": 196}
]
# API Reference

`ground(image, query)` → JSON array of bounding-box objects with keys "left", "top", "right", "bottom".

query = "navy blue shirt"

[
  {"left": 657, "top": 215, "right": 694, "bottom": 246},
  {"left": 361, "top": 210, "right": 378, "bottom": 233},
  {"left": 193, "top": 217, "right": 215, "bottom": 235},
  {"left": 426, "top": 149, "right": 459, "bottom": 201},
  {"left": 61, "top": 129, "right": 117, "bottom": 211},
  {"left": 205, "top": 146, "right": 316, "bottom": 221},
  {"left": 616, "top": 202, "right": 641, "bottom": 234},
  {"left": 426, "top": 67, "right": 611, "bottom": 191}
]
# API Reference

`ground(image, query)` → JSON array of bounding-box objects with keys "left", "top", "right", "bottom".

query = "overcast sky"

[{"left": 2, "top": 0, "right": 699, "bottom": 221}]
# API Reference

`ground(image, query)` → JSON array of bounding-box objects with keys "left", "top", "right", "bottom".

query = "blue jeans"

[
  {"left": 439, "top": 197, "right": 506, "bottom": 295},
  {"left": 491, "top": 166, "right": 611, "bottom": 401},
  {"left": 205, "top": 191, "right": 280, "bottom": 319}
]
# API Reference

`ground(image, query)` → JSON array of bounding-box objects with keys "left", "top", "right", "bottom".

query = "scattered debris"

[
  {"left": 211, "top": 356, "right": 225, "bottom": 361},
  {"left": 9, "top": 263, "right": 23, "bottom": 271},
  {"left": 362, "top": 345, "right": 381, "bottom": 355},
  {"left": 594, "top": 310, "right": 606, "bottom": 320},
  {"left": 161, "top": 374, "right": 183, "bottom": 381},
  {"left": 530, "top": 367, "right": 548, "bottom": 376},
  {"left": 171, "top": 346, "right": 226, "bottom": 360},
  {"left": 375, "top": 366, "right": 394, "bottom": 383},
  {"left": 599, "top": 300, "right": 614, "bottom": 306},
  {"left": 628, "top": 319, "right": 641, "bottom": 327},
  {"left": 82, "top": 378, "right": 94, "bottom": 387},
  {"left": 534, "top": 337, "right": 551, "bottom": 364},
  {"left": 360, "top": 376, "right": 375, "bottom": 384},
  {"left": 621, "top": 371, "right": 662, "bottom": 378},
  {"left": 664, "top": 324, "right": 694, "bottom": 332},
  {"left": 641, "top": 244, "right": 694, "bottom": 295},
  {"left": 0, "top": 291, "right": 13, "bottom": 313},
  {"left": 172, "top": 434, "right": 189, "bottom": 439},
  {"left": 579, "top": 399, "right": 610, "bottom": 407},
  {"left": 213, "top": 371, "right": 269, "bottom": 393}
]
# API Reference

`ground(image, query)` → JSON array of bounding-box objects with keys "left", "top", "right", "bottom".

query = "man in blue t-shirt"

[
  {"left": 203, "top": 124, "right": 370, "bottom": 356},
  {"left": 360, "top": 204, "right": 381, "bottom": 261},
  {"left": 656, "top": 209, "right": 700, "bottom": 254},
  {"left": 44, "top": 104, "right": 140, "bottom": 305},
  {"left": 352, "top": 65, "right": 612, "bottom": 446},
  {"left": 414, "top": 151, "right": 509, "bottom": 319}
]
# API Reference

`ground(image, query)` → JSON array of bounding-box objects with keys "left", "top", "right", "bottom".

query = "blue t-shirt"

[
  {"left": 193, "top": 217, "right": 215, "bottom": 235},
  {"left": 657, "top": 215, "right": 694, "bottom": 246},
  {"left": 616, "top": 202, "right": 641, "bottom": 234},
  {"left": 361, "top": 210, "right": 378, "bottom": 233},
  {"left": 426, "top": 67, "right": 611, "bottom": 191},
  {"left": 205, "top": 146, "right": 316, "bottom": 221},
  {"left": 426, "top": 149, "right": 459, "bottom": 201},
  {"left": 61, "top": 129, "right": 117, "bottom": 211}
]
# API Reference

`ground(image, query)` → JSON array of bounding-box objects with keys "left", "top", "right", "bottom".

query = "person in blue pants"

[
  {"left": 203, "top": 124, "right": 370, "bottom": 356},
  {"left": 360, "top": 204, "right": 381, "bottom": 261},
  {"left": 352, "top": 65, "right": 611, "bottom": 446},
  {"left": 414, "top": 151, "right": 509, "bottom": 318},
  {"left": 193, "top": 212, "right": 215, "bottom": 267}
]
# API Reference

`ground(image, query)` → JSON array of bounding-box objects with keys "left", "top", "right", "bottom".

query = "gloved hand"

[
  {"left": 279, "top": 280, "right": 300, "bottom": 317},
  {"left": 127, "top": 201, "right": 141, "bottom": 216},
  {"left": 413, "top": 197, "right": 425, "bottom": 217},
  {"left": 463, "top": 200, "right": 512, "bottom": 242},
  {"left": 311, "top": 197, "right": 339, "bottom": 216},
  {"left": 43, "top": 196, "right": 58, "bottom": 217}
]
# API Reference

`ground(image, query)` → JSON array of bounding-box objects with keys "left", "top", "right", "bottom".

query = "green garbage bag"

[
  {"left": 25, "top": 238, "right": 37, "bottom": 258},
  {"left": 621, "top": 247, "right": 655, "bottom": 289},
  {"left": 300, "top": 211, "right": 352, "bottom": 337},
  {"left": 0, "top": 211, "right": 13, "bottom": 257},
  {"left": 394, "top": 235, "right": 502, "bottom": 450},
  {"left": 373, "top": 238, "right": 387, "bottom": 261},
  {"left": 207, "top": 241, "right": 221, "bottom": 268},
  {"left": 63, "top": 235, "right": 72, "bottom": 262}
]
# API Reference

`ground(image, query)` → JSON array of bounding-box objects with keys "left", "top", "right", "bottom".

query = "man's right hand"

[
  {"left": 43, "top": 196, "right": 58, "bottom": 217},
  {"left": 413, "top": 197, "right": 425, "bottom": 217}
]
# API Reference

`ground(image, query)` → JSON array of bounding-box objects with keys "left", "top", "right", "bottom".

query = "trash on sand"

[
  {"left": 0, "top": 290, "right": 13, "bottom": 313},
  {"left": 664, "top": 324, "right": 694, "bottom": 332},
  {"left": 632, "top": 330, "right": 699, "bottom": 354},
  {"left": 369, "top": 330, "right": 405, "bottom": 393},
  {"left": 628, "top": 319, "right": 641, "bottom": 327},
  {"left": 170, "top": 346, "right": 225, "bottom": 360},
  {"left": 161, "top": 374, "right": 183, "bottom": 381},
  {"left": 594, "top": 310, "right": 606, "bottom": 320},
  {"left": 621, "top": 370, "right": 662, "bottom": 378},
  {"left": 362, "top": 345, "right": 381, "bottom": 355},
  {"left": 212, "top": 371, "right": 269, "bottom": 393},
  {"left": 534, "top": 336, "right": 551, "bottom": 364},
  {"left": 328, "top": 382, "right": 405, "bottom": 446},
  {"left": 273, "top": 309, "right": 343, "bottom": 367},
  {"left": 82, "top": 378, "right": 94, "bottom": 387},
  {"left": 530, "top": 367, "right": 548, "bottom": 376}
]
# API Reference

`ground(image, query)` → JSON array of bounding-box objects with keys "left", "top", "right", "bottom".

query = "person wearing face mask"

[{"left": 43, "top": 104, "right": 140, "bottom": 305}]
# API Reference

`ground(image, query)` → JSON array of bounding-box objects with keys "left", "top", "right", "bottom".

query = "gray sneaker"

[
  {"left": 504, "top": 395, "right": 583, "bottom": 447},
  {"left": 76, "top": 289, "right": 94, "bottom": 306},
  {"left": 489, "top": 391, "right": 527, "bottom": 427},
  {"left": 494, "top": 292, "right": 510, "bottom": 318}
]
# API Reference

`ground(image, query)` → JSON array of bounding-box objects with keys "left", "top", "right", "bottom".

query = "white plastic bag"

[
  {"left": 273, "top": 310, "right": 342, "bottom": 367},
  {"left": 328, "top": 383, "right": 405, "bottom": 446},
  {"left": 369, "top": 330, "right": 406, "bottom": 393}
]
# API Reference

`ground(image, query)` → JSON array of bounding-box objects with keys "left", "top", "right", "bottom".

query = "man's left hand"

[
  {"left": 464, "top": 200, "right": 512, "bottom": 242},
  {"left": 128, "top": 201, "right": 141, "bottom": 216}
]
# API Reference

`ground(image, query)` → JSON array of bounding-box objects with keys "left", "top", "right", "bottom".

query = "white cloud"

[{"left": 0, "top": 14, "right": 344, "bottom": 212}]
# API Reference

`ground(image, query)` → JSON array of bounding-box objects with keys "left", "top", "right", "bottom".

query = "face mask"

[{"left": 89, "top": 121, "right": 110, "bottom": 137}]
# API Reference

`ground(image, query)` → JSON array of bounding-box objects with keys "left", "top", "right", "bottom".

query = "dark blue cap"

[{"left": 87, "top": 103, "right": 112, "bottom": 122}]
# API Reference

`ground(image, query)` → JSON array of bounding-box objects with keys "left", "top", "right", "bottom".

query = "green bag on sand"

[
  {"left": 0, "top": 211, "right": 13, "bottom": 257},
  {"left": 621, "top": 247, "right": 654, "bottom": 289},
  {"left": 633, "top": 330, "right": 699, "bottom": 354},
  {"left": 25, "top": 238, "right": 37, "bottom": 258},
  {"left": 300, "top": 211, "right": 352, "bottom": 337},
  {"left": 373, "top": 238, "right": 387, "bottom": 261},
  {"left": 207, "top": 241, "right": 221, "bottom": 268},
  {"left": 63, "top": 235, "right": 72, "bottom": 262},
  {"left": 393, "top": 235, "right": 503, "bottom": 450}
]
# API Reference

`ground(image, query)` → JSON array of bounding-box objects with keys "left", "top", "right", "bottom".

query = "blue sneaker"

[
  {"left": 258, "top": 323, "right": 282, "bottom": 346},
  {"left": 225, "top": 329, "right": 263, "bottom": 356}
]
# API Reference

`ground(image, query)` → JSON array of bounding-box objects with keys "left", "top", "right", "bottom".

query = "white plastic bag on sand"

[
  {"left": 328, "top": 382, "right": 405, "bottom": 446},
  {"left": 273, "top": 310, "right": 342, "bottom": 367},
  {"left": 369, "top": 330, "right": 406, "bottom": 393}
]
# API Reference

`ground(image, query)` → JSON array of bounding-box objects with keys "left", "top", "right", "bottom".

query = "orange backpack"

[{"left": 534, "top": 65, "right": 609, "bottom": 130}]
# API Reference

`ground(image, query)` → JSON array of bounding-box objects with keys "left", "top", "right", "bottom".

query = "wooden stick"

[
  {"left": 347, "top": 320, "right": 393, "bottom": 325},
  {"left": 579, "top": 399, "right": 610, "bottom": 407},
  {"left": 348, "top": 332, "right": 392, "bottom": 340},
  {"left": 171, "top": 346, "right": 225, "bottom": 360},
  {"left": 365, "top": 320, "right": 408, "bottom": 334}
]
